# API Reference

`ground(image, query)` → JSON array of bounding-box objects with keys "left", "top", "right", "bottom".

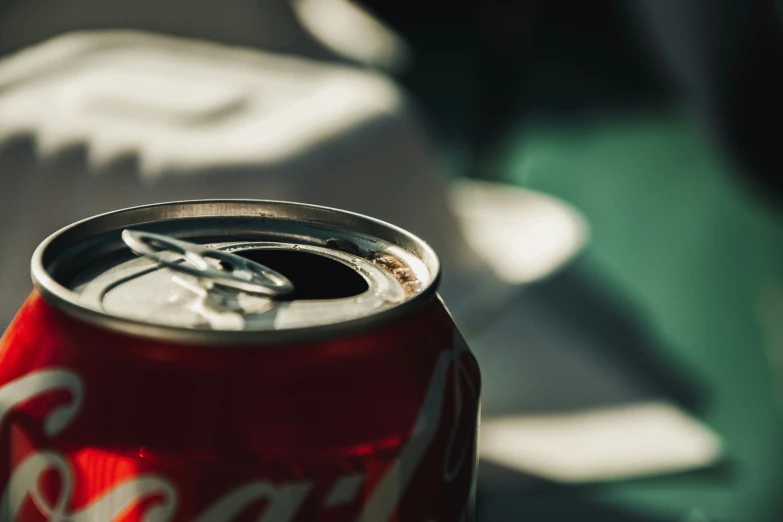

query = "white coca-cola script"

[{"left": 0, "top": 340, "right": 475, "bottom": 521}]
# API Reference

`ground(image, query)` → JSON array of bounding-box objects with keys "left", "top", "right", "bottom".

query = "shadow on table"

[
  {"left": 477, "top": 462, "right": 667, "bottom": 521},
  {"left": 475, "top": 260, "right": 707, "bottom": 419},
  {"left": 526, "top": 263, "right": 706, "bottom": 411},
  {"left": 477, "top": 459, "right": 736, "bottom": 522}
]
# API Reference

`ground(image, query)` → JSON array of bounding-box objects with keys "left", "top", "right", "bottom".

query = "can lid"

[{"left": 32, "top": 200, "right": 440, "bottom": 344}]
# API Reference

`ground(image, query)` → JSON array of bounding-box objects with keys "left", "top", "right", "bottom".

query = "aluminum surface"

[{"left": 32, "top": 200, "right": 441, "bottom": 344}]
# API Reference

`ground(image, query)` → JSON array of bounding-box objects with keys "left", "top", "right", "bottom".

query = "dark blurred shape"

[
  {"left": 367, "top": 0, "right": 783, "bottom": 200},
  {"left": 363, "top": 0, "right": 665, "bottom": 176},
  {"left": 360, "top": 0, "right": 536, "bottom": 175},
  {"left": 633, "top": 0, "right": 783, "bottom": 202}
]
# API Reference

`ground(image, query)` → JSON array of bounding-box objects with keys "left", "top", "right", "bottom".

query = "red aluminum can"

[{"left": 0, "top": 200, "right": 480, "bottom": 521}]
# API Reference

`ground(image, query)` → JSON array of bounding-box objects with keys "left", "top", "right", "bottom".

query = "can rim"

[{"left": 31, "top": 200, "right": 442, "bottom": 345}]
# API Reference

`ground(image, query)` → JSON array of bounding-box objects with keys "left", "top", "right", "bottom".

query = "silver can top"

[{"left": 32, "top": 200, "right": 440, "bottom": 344}]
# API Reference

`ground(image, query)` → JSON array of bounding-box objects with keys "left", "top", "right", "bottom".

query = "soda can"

[{"left": 0, "top": 200, "right": 481, "bottom": 521}]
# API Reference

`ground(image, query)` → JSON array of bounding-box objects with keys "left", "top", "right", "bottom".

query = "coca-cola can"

[{"left": 0, "top": 200, "right": 480, "bottom": 521}]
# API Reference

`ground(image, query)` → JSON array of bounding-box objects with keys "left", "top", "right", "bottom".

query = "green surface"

[{"left": 493, "top": 112, "right": 783, "bottom": 520}]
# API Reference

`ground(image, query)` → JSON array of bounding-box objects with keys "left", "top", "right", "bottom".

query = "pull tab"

[{"left": 122, "top": 230, "right": 295, "bottom": 298}]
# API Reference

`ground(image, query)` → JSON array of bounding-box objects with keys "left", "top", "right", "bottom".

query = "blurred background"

[{"left": 2, "top": 0, "right": 783, "bottom": 520}]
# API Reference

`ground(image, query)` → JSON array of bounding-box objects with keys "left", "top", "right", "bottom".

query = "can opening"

[
  {"left": 35, "top": 201, "right": 440, "bottom": 339},
  {"left": 233, "top": 250, "right": 369, "bottom": 300}
]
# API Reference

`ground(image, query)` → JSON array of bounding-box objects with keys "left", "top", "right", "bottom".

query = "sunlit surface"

[
  {"left": 0, "top": 31, "right": 401, "bottom": 176},
  {"left": 293, "top": 0, "right": 410, "bottom": 72},
  {"left": 480, "top": 401, "right": 722, "bottom": 483},
  {"left": 451, "top": 180, "right": 588, "bottom": 284}
]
